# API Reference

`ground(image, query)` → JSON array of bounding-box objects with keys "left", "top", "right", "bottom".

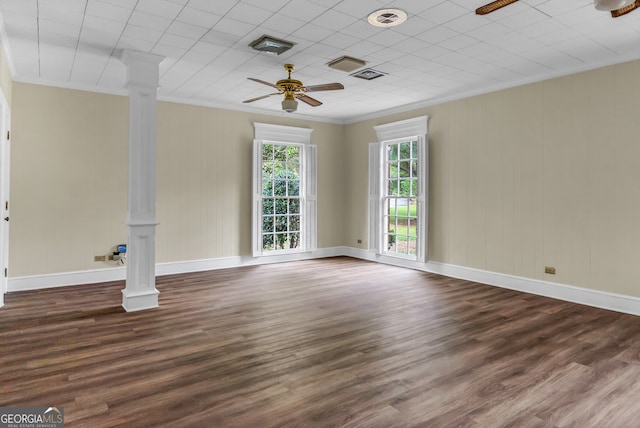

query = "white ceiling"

[{"left": 0, "top": 0, "right": 639, "bottom": 123}]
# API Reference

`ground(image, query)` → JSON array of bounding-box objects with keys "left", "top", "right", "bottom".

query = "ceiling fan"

[
  {"left": 243, "top": 64, "right": 344, "bottom": 113},
  {"left": 476, "top": 0, "right": 640, "bottom": 17}
]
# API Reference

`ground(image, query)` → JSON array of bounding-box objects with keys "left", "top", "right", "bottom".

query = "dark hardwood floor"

[{"left": 2, "top": 256, "right": 640, "bottom": 427}]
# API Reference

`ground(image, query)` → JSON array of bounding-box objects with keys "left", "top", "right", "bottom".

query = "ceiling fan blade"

[
  {"left": 247, "top": 77, "right": 279, "bottom": 89},
  {"left": 475, "top": 0, "right": 519, "bottom": 15},
  {"left": 302, "top": 83, "right": 344, "bottom": 92},
  {"left": 243, "top": 93, "right": 281, "bottom": 103},
  {"left": 611, "top": 0, "right": 640, "bottom": 17},
  {"left": 296, "top": 94, "right": 323, "bottom": 107}
]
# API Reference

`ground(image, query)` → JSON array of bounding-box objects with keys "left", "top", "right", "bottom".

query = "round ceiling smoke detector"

[{"left": 367, "top": 9, "right": 408, "bottom": 28}]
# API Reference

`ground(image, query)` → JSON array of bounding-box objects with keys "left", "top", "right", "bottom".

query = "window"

[
  {"left": 260, "top": 143, "right": 302, "bottom": 252},
  {"left": 383, "top": 138, "right": 419, "bottom": 257},
  {"left": 253, "top": 123, "right": 316, "bottom": 257},
  {"left": 369, "top": 116, "right": 429, "bottom": 262}
]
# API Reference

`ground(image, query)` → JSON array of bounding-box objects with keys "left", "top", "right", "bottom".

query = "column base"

[{"left": 122, "top": 288, "right": 160, "bottom": 312}]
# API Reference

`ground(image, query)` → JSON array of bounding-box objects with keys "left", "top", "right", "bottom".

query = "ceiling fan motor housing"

[{"left": 276, "top": 78, "right": 303, "bottom": 92}]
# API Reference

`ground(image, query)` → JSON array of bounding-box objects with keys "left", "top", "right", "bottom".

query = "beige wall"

[
  {"left": 154, "top": 101, "right": 345, "bottom": 263},
  {"left": 11, "top": 85, "right": 128, "bottom": 276},
  {"left": 10, "top": 83, "right": 345, "bottom": 276},
  {"left": 10, "top": 59, "right": 640, "bottom": 298},
  {"left": 344, "top": 59, "right": 640, "bottom": 297}
]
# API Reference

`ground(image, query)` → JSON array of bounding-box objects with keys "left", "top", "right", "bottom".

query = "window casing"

[
  {"left": 369, "top": 116, "right": 428, "bottom": 262},
  {"left": 253, "top": 123, "right": 316, "bottom": 257}
]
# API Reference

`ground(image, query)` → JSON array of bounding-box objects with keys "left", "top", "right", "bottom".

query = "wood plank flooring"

[{"left": 2, "top": 256, "right": 640, "bottom": 427}]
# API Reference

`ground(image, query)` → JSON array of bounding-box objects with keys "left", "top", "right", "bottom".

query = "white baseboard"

[
  {"left": 8, "top": 266, "right": 127, "bottom": 291},
  {"left": 7, "top": 246, "right": 640, "bottom": 316},
  {"left": 344, "top": 247, "right": 640, "bottom": 317},
  {"left": 7, "top": 247, "right": 347, "bottom": 293},
  {"left": 154, "top": 246, "right": 347, "bottom": 276}
]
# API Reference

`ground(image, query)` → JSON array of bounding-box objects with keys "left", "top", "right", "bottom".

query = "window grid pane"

[
  {"left": 261, "top": 142, "right": 303, "bottom": 253},
  {"left": 383, "top": 140, "right": 419, "bottom": 258}
]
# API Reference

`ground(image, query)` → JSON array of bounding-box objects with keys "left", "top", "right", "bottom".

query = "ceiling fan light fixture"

[
  {"left": 367, "top": 9, "right": 408, "bottom": 28},
  {"left": 282, "top": 95, "right": 298, "bottom": 113},
  {"left": 594, "top": 0, "right": 634, "bottom": 10},
  {"left": 249, "top": 35, "right": 295, "bottom": 55}
]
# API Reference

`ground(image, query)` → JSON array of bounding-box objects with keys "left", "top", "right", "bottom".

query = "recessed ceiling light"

[
  {"left": 249, "top": 35, "right": 295, "bottom": 55},
  {"left": 367, "top": 9, "right": 408, "bottom": 28}
]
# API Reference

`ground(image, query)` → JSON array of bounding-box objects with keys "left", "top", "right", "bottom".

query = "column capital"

[{"left": 119, "top": 50, "right": 165, "bottom": 90}]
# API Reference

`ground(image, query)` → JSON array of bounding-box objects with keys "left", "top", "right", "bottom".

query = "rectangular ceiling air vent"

[
  {"left": 327, "top": 56, "right": 367, "bottom": 72},
  {"left": 249, "top": 35, "right": 295, "bottom": 55},
  {"left": 351, "top": 68, "right": 387, "bottom": 80}
]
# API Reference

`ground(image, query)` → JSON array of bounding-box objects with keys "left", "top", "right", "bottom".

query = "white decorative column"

[{"left": 120, "top": 50, "right": 164, "bottom": 312}]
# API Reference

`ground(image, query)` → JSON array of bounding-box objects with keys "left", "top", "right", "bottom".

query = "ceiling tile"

[
  {"left": 313, "top": 9, "right": 359, "bottom": 31},
  {"left": 152, "top": 44, "right": 188, "bottom": 59},
  {"left": 366, "top": 29, "right": 409, "bottom": 48},
  {"left": 38, "top": 0, "right": 86, "bottom": 19},
  {"left": 241, "top": 0, "right": 289, "bottom": 12},
  {"left": 332, "top": 0, "right": 379, "bottom": 18},
  {"left": 423, "top": 2, "right": 469, "bottom": 25},
  {"left": 189, "top": 40, "right": 226, "bottom": 56},
  {"left": 167, "top": 21, "right": 209, "bottom": 40},
  {"left": 213, "top": 16, "right": 256, "bottom": 38},
  {"left": 439, "top": 34, "right": 479, "bottom": 52},
  {"left": 289, "top": 23, "right": 334, "bottom": 43},
  {"left": 117, "top": 36, "right": 156, "bottom": 52},
  {"left": 176, "top": 7, "right": 222, "bottom": 28},
  {"left": 100, "top": 0, "right": 137, "bottom": 9},
  {"left": 394, "top": 16, "right": 437, "bottom": 37},
  {"left": 225, "top": 2, "right": 273, "bottom": 26},
  {"left": 86, "top": 0, "right": 132, "bottom": 22},
  {"left": 157, "top": 33, "right": 196, "bottom": 50},
  {"left": 416, "top": 25, "right": 458, "bottom": 44},
  {"left": 187, "top": 0, "right": 238, "bottom": 15},
  {"left": 136, "top": 0, "right": 184, "bottom": 19},
  {"left": 1, "top": 0, "right": 639, "bottom": 122},
  {"left": 318, "top": 31, "right": 359, "bottom": 50},
  {"left": 70, "top": 57, "right": 108, "bottom": 84},
  {"left": 127, "top": 11, "right": 172, "bottom": 32},
  {"left": 81, "top": 15, "right": 126, "bottom": 36},
  {"left": 278, "top": 0, "right": 325, "bottom": 22},
  {"left": 122, "top": 24, "right": 163, "bottom": 43},
  {"left": 0, "top": 0, "right": 37, "bottom": 15},
  {"left": 260, "top": 13, "right": 306, "bottom": 36},
  {"left": 498, "top": 8, "right": 550, "bottom": 30}
]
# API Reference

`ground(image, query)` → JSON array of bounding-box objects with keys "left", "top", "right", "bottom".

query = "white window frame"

[
  {"left": 369, "top": 116, "right": 429, "bottom": 263},
  {"left": 252, "top": 123, "right": 316, "bottom": 257}
]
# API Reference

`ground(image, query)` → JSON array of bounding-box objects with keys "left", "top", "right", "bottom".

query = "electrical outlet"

[
  {"left": 94, "top": 255, "right": 106, "bottom": 262},
  {"left": 545, "top": 266, "right": 556, "bottom": 275}
]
